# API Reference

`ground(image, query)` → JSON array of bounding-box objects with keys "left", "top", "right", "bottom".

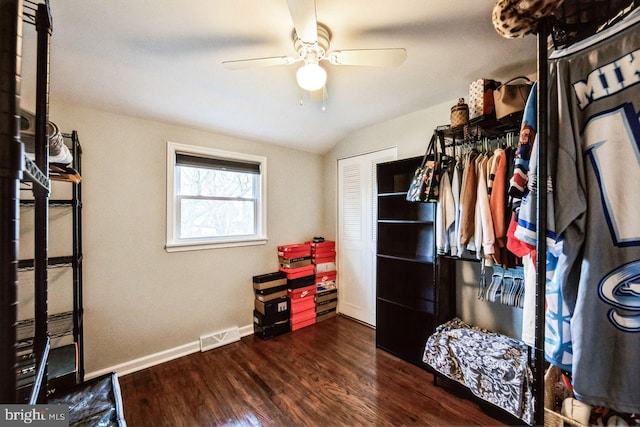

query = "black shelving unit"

[
  {"left": 0, "top": 0, "right": 53, "bottom": 404},
  {"left": 16, "top": 131, "right": 83, "bottom": 400},
  {"left": 1, "top": 0, "right": 83, "bottom": 405},
  {"left": 375, "top": 156, "right": 455, "bottom": 367}
]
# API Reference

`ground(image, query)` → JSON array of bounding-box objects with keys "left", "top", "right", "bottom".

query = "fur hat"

[{"left": 492, "top": 0, "right": 565, "bottom": 38}]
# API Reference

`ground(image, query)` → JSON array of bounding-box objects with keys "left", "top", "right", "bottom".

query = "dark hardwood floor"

[{"left": 118, "top": 316, "right": 506, "bottom": 426}]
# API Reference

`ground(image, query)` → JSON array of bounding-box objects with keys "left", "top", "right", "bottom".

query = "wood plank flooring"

[{"left": 118, "top": 316, "right": 506, "bottom": 426}]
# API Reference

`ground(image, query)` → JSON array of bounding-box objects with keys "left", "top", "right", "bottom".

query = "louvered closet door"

[{"left": 338, "top": 148, "right": 397, "bottom": 326}]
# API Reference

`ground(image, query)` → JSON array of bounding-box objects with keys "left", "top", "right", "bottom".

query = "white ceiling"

[{"left": 23, "top": 0, "right": 538, "bottom": 154}]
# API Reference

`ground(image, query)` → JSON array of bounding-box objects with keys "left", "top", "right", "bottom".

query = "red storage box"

[
  {"left": 316, "top": 270, "right": 337, "bottom": 285},
  {"left": 287, "top": 284, "right": 316, "bottom": 301},
  {"left": 312, "top": 252, "right": 336, "bottom": 264},
  {"left": 312, "top": 248, "right": 335, "bottom": 257},
  {"left": 308, "top": 240, "right": 335, "bottom": 251},
  {"left": 277, "top": 243, "right": 311, "bottom": 259},
  {"left": 292, "top": 317, "right": 316, "bottom": 331},
  {"left": 290, "top": 297, "right": 316, "bottom": 314},
  {"left": 279, "top": 264, "right": 315, "bottom": 280},
  {"left": 291, "top": 308, "right": 316, "bottom": 331},
  {"left": 312, "top": 247, "right": 336, "bottom": 255},
  {"left": 291, "top": 308, "right": 316, "bottom": 323}
]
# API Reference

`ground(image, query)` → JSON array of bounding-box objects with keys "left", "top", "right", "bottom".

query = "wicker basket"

[
  {"left": 450, "top": 98, "right": 469, "bottom": 128},
  {"left": 544, "top": 366, "right": 587, "bottom": 427}
]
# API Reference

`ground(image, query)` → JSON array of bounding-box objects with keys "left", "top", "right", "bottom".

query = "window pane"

[
  {"left": 179, "top": 198, "right": 255, "bottom": 238},
  {"left": 178, "top": 166, "right": 255, "bottom": 198}
]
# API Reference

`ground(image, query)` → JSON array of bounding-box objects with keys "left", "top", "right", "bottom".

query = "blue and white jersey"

[
  {"left": 511, "top": 85, "right": 574, "bottom": 370},
  {"left": 549, "top": 9, "right": 640, "bottom": 413}
]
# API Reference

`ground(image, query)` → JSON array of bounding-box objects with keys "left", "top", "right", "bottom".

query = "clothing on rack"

[
  {"left": 503, "top": 82, "right": 574, "bottom": 364},
  {"left": 435, "top": 132, "right": 526, "bottom": 308},
  {"left": 459, "top": 150, "right": 479, "bottom": 247},
  {"left": 474, "top": 152, "right": 496, "bottom": 264},
  {"left": 544, "top": 8, "right": 640, "bottom": 413},
  {"left": 489, "top": 146, "right": 512, "bottom": 267},
  {"left": 436, "top": 168, "right": 456, "bottom": 256}
]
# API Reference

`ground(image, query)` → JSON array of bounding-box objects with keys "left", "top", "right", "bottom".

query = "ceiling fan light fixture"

[{"left": 296, "top": 61, "right": 327, "bottom": 91}]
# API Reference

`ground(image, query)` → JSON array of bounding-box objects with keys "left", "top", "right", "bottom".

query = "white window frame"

[{"left": 166, "top": 141, "right": 268, "bottom": 252}]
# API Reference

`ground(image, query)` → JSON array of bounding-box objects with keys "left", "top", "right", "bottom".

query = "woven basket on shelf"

[
  {"left": 544, "top": 365, "right": 587, "bottom": 427},
  {"left": 450, "top": 98, "right": 469, "bottom": 128}
]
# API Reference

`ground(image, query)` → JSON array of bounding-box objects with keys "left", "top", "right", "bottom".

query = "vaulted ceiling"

[{"left": 22, "top": 0, "right": 537, "bottom": 153}]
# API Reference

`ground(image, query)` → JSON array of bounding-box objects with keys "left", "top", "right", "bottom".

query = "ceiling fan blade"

[
  {"left": 222, "top": 56, "right": 295, "bottom": 70},
  {"left": 286, "top": 0, "right": 318, "bottom": 43},
  {"left": 309, "top": 86, "right": 328, "bottom": 101},
  {"left": 328, "top": 48, "right": 407, "bottom": 67}
]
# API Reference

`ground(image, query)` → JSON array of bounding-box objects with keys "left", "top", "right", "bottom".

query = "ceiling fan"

[{"left": 221, "top": 0, "right": 407, "bottom": 101}]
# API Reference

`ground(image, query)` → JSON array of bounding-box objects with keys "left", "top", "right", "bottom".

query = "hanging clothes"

[
  {"left": 436, "top": 168, "right": 456, "bottom": 255},
  {"left": 450, "top": 159, "right": 462, "bottom": 257},
  {"left": 474, "top": 154, "right": 495, "bottom": 265},
  {"left": 505, "top": 82, "right": 574, "bottom": 371},
  {"left": 459, "top": 150, "right": 479, "bottom": 247},
  {"left": 545, "top": 9, "right": 640, "bottom": 413},
  {"left": 489, "top": 147, "right": 510, "bottom": 267}
]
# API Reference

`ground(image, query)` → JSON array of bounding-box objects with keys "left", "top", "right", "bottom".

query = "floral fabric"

[{"left": 423, "top": 318, "right": 534, "bottom": 424}]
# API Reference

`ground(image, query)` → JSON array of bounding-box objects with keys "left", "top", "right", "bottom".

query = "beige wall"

[
  {"left": 48, "top": 101, "right": 324, "bottom": 374},
  {"left": 322, "top": 99, "right": 522, "bottom": 338},
  {"left": 322, "top": 99, "right": 452, "bottom": 239},
  {"left": 41, "top": 93, "right": 525, "bottom": 374}
]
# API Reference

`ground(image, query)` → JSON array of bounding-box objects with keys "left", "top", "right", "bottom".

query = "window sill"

[{"left": 165, "top": 237, "right": 268, "bottom": 252}]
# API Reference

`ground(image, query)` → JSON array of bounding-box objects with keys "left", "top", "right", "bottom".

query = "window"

[{"left": 166, "top": 141, "right": 267, "bottom": 251}]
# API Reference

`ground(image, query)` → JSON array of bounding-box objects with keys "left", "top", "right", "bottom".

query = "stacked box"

[
  {"left": 287, "top": 275, "right": 315, "bottom": 290},
  {"left": 278, "top": 242, "right": 317, "bottom": 331},
  {"left": 279, "top": 264, "right": 315, "bottom": 280},
  {"left": 308, "top": 240, "right": 338, "bottom": 320},
  {"left": 279, "top": 255, "right": 312, "bottom": 269},
  {"left": 309, "top": 240, "right": 336, "bottom": 265},
  {"left": 316, "top": 288, "right": 338, "bottom": 322},
  {"left": 288, "top": 284, "right": 317, "bottom": 330},
  {"left": 315, "top": 270, "right": 337, "bottom": 291},
  {"left": 277, "top": 243, "right": 311, "bottom": 260},
  {"left": 468, "top": 78, "right": 501, "bottom": 120},
  {"left": 308, "top": 240, "right": 337, "bottom": 292},
  {"left": 252, "top": 271, "right": 290, "bottom": 339}
]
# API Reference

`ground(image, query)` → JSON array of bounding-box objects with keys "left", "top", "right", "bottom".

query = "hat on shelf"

[{"left": 492, "top": 0, "right": 565, "bottom": 38}]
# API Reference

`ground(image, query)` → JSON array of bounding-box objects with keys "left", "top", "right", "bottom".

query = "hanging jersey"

[
  {"left": 508, "top": 85, "right": 573, "bottom": 369},
  {"left": 549, "top": 10, "right": 640, "bottom": 413}
]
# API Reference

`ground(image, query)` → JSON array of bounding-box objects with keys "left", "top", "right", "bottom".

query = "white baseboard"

[
  {"left": 86, "top": 323, "right": 254, "bottom": 380},
  {"left": 238, "top": 324, "right": 253, "bottom": 337}
]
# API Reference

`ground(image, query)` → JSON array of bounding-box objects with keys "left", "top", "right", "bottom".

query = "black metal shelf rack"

[
  {"left": 15, "top": 131, "right": 84, "bottom": 397},
  {"left": 1, "top": 0, "right": 83, "bottom": 404},
  {"left": 1, "top": 0, "right": 53, "bottom": 404}
]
